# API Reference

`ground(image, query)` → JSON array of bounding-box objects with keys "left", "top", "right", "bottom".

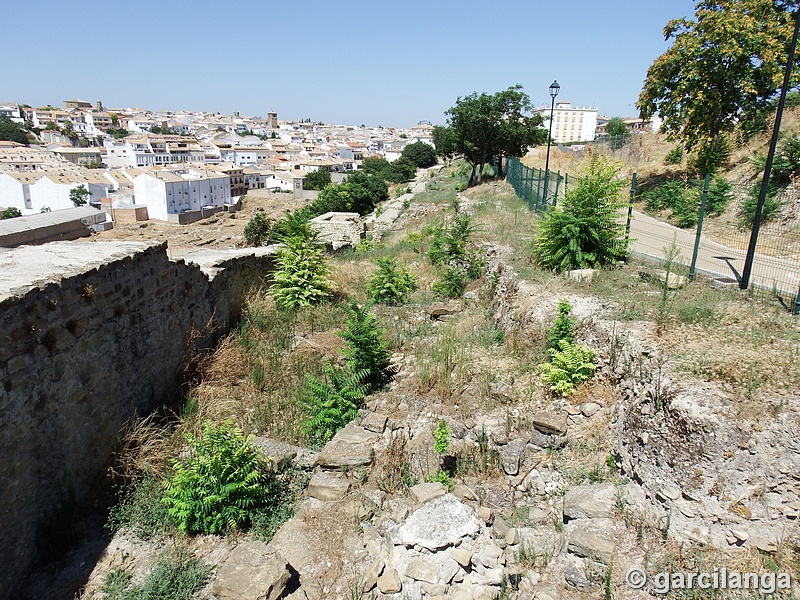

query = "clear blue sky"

[{"left": 3, "top": 0, "right": 698, "bottom": 128}]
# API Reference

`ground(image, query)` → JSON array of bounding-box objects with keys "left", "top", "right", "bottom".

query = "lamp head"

[{"left": 549, "top": 80, "right": 560, "bottom": 99}]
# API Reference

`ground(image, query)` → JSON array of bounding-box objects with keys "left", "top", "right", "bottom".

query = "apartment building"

[
  {"left": 132, "top": 166, "right": 231, "bottom": 221},
  {"left": 536, "top": 101, "right": 598, "bottom": 144}
]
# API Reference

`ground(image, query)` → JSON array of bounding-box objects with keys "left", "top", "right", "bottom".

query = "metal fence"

[
  {"left": 507, "top": 158, "right": 800, "bottom": 307},
  {"left": 506, "top": 156, "right": 566, "bottom": 212},
  {"left": 626, "top": 175, "right": 800, "bottom": 305}
]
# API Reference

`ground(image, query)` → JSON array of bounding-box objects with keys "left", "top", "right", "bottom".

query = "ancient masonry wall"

[{"left": 0, "top": 241, "right": 274, "bottom": 597}]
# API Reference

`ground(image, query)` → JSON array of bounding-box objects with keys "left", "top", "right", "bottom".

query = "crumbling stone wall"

[{"left": 0, "top": 241, "right": 274, "bottom": 597}]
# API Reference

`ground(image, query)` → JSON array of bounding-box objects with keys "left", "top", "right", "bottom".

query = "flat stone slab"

[
  {"left": 567, "top": 519, "right": 616, "bottom": 564},
  {"left": 532, "top": 413, "right": 568, "bottom": 437},
  {"left": 307, "top": 471, "right": 350, "bottom": 501},
  {"left": 211, "top": 541, "right": 290, "bottom": 600},
  {"left": 251, "top": 437, "right": 303, "bottom": 470},
  {"left": 563, "top": 483, "right": 617, "bottom": 520},
  {"left": 409, "top": 482, "right": 447, "bottom": 504},
  {"left": 395, "top": 494, "right": 482, "bottom": 551},
  {"left": 315, "top": 424, "right": 379, "bottom": 469}
]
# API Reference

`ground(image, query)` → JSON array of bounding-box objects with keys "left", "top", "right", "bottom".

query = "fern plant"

[
  {"left": 300, "top": 363, "right": 368, "bottom": 448},
  {"left": 270, "top": 233, "right": 334, "bottom": 311},
  {"left": 366, "top": 258, "right": 417, "bottom": 305},
  {"left": 540, "top": 340, "right": 597, "bottom": 397},
  {"left": 338, "top": 302, "right": 392, "bottom": 392},
  {"left": 162, "top": 420, "right": 273, "bottom": 535},
  {"left": 547, "top": 299, "right": 576, "bottom": 349},
  {"left": 534, "top": 155, "right": 628, "bottom": 272}
]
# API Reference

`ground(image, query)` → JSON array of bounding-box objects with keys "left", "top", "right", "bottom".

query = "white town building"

[
  {"left": 132, "top": 166, "right": 231, "bottom": 222},
  {"left": 535, "top": 102, "right": 598, "bottom": 144}
]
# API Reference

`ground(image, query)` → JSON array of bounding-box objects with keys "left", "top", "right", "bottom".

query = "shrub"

[
  {"left": 534, "top": 155, "right": 628, "bottom": 272},
  {"left": 540, "top": 340, "right": 597, "bottom": 397},
  {"left": 547, "top": 299, "right": 576, "bottom": 349},
  {"left": 101, "top": 549, "right": 210, "bottom": 600},
  {"left": 267, "top": 208, "right": 314, "bottom": 243},
  {"left": 770, "top": 136, "right": 800, "bottom": 184},
  {"left": 1, "top": 207, "right": 21, "bottom": 219},
  {"left": 429, "top": 212, "right": 484, "bottom": 297},
  {"left": 643, "top": 176, "right": 732, "bottom": 229},
  {"left": 739, "top": 180, "right": 783, "bottom": 227},
  {"left": 243, "top": 212, "right": 273, "bottom": 246},
  {"left": 434, "top": 419, "right": 451, "bottom": 455},
  {"left": 162, "top": 420, "right": 274, "bottom": 535},
  {"left": 107, "top": 476, "right": 172, "bottom": 540},
  {"left": 433, "top": 264, "right": 470, "bottom": 299},
  {"left": 664, "top": 146, "right": 684, "bottom": 165},
  {"left": 338, "top": 302, "right": 392, "bottom": 391},
  {"left": 300, "top": 363, "right": 368, "bottom": 448},
  {"left": 367, "top": 258, "right": 417, "bottom": 305},
  {"left": 270, "top": 234, "right": 334, "bottom": 311}
]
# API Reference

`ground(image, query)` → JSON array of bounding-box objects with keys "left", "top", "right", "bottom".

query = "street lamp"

[{"left": 544, "top": 80, "right": 560, "bottom": 203}]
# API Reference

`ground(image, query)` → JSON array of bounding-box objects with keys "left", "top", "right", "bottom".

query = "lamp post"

[{"left": 544, "top": 80, "right": 560, "bottom": 203}]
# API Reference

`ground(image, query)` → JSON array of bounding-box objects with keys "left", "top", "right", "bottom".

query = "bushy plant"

[
  {"left": 643, "top": 176, "right": 732, "bottom": 229},
  {"left": 267, "top": 208, "right": 314, "bottom": 244},
  {"left": 303, "top": 168, "right": 332, "bottom": 191},
  {"left": 270, "top": 234, "right": 334, "bottom": 311},
  {"left": 540, "top": 340, "right": 597, "bottom": 397},
  {"left": 433, "top": 264, "right": 470, "bottom": 299},
  {"left": 107, "top": 476, "right": 172, "bottom": 540},
  {"left": 547, "top": 299, "right": 576, "bottom": 349},
  {"left": 425, "top": 469, "right": 453, "bottom": 487},
  {"left": 770, "top": 136, "right": 800, "bottom": 184},
  {"left": 101, "top": 549, "right": 210, "bottom": 600},
  {"left": 338, "top": 302, "right": 392, "bottom": 391},
  {"left": 300, "top": 363, "right": 368, "bottom": 448},
  {"left": 1, "top": 207, "right": 21, "bottom": 219},
  {"left": 162, "top": 420, "right": 274, "bottom": 535},
  {"left": 243, "top": 211, "right": 273, "bottom": 246},
  {"left": 434, "top": 419, "right": 451, "bottom": 455},
  {"left": 366, "top": 258, "right": 417, "bottom": 305},
  {"left": 534, "top": 155, "right": 628, "bottom": 271},
  {"left": 664, "top": 146, "right": 684, "bottom": 165},
  {"left": 739, "top": 180, "right": 784, "bottom": 227}
]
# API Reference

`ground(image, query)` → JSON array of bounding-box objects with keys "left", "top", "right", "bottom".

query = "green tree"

[
  {"left": 243, "top": 212, "right": 273, "bottom": 246},
  {"left": 401, "top": 141, "right": 438, "bottom": 168},
  {"left": 343, "top": 171, "right": 389, "bottom": 204},
  {"left": 604, "top": 116, "right": 629, "bottom": 149},
  {"left": 432, "top": 125, "right": 458, "bottom": 164},
  {"left": 303, "top": 168, "right": 332, "bottom": 191},
  {"left": 637, "top": 0, "right": 797, "bottom": 173},
  {"left": 270, "top": 234, "right": 334, "bottom": 311},
  {"left": 534, "top": 155, "right": 628, "bottom": 272},
  {"left": 70, "top": 184, "right": 91, "bottom": 206},
  {"left": 311, "top": 182, "right": 375, "bottom": 215},
  {"left": 62, "top": 119, "right": 75, "bottom": 138},
  {"left": 389, "top": 156, "right": 417, "bottom": 182},
  {"left": 44, "top": 121, "right": 60, "bottom": 131},
  {"left": 444, "top": 85, "right": 547, "bottom": 186},
  {"left": 0, "top": 116, "right": 28, "bottom": 144}
]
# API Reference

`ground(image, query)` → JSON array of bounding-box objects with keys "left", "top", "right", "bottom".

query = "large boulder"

[
  {"left": 395, "top": 494, "right": 482, "bottom": 551},
  {"left": 211, "top": 542, "right": 291, "bottom": 600}
]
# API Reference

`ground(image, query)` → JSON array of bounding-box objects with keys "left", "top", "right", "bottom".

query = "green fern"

[
  {"left": 338, "top": 302, "right": 392, "bottom": 392},
  {"left": 162, "top": 420, "right": 273, "bottom": 535},
  {"left": 540, "top": 340, "right": 597, "bottom": 397},
  {"left": 300, "top": 363, "right": 368, "bottom": 448},
  {"left": 366, "top": 258, "right": 417, "bottom": 305}
]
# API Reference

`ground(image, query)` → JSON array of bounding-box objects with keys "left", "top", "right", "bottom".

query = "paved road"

[{"left": 626, "top": 209, "right": 800, "bottom": 297}]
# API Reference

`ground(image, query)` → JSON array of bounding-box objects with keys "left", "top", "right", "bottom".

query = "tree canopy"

[
  {"left": 443, "top": 85, "right": 547, "bottom": 186},
  {"left": 303, "top": 168, "right": 332, "bottom": 191},
  {"left": 401, "top": 141, "right": 438, "bottom": 168},
  {"left": 637, "top": 0, "right": 798, "bottom": 171},
  {"left": 70, "top": 184, "right": 90, "bottom": 206},
  {"left": 432, "top": 125, "right": 458, "bottom": 164},
  {"left": 0, "top": 116, "right": 28, "bottom": 144}
]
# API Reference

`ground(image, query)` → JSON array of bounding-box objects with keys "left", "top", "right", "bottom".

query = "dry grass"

[{"left": 108, "top": 412, "right": 172, "bottom": 482}]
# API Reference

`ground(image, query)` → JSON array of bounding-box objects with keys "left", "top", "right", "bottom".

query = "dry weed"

[{"left": 108, "top": 412, "right": 171, "bottom": 482}]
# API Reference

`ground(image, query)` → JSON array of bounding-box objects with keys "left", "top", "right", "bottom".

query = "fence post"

[
  {"left": 689, "top": 173, "right": 710, "bottom": 281},
  {"left": 794, "top": 285, "right": 800, "bottom": 315},
  {"left": 553, "top": 170, "right": 561, "bottom": 206},
  {"left": 625, "top": 172, "right": 636, "bottom": 246}
]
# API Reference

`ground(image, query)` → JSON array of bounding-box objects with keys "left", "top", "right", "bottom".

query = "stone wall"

[{"left": 0, "top": 241, "right": 275, "bottom": 597}]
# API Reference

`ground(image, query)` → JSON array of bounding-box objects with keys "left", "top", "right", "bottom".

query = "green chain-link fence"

[{"left": 506, "top": 156, "right": 566, "bottom": 212}]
